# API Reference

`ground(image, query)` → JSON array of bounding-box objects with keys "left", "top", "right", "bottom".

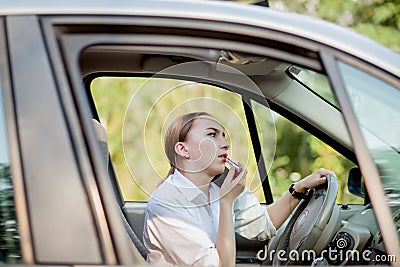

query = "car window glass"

[
  {"left": 338, "top": 62, "right": 400, "bottom": 200},
  {"left": 91, "top": 77, "right": 266, "bottom": 202},
  {"left": 288, "top": 65, "right": 339, "bottom": 108},
  {"left": 251, "top": 100, "right": 363, "bottom": 204},
  {"left": 0, "top": 84, "right": 21, "bottom": 263}
]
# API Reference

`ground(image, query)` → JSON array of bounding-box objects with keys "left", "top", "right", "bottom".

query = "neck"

[{"left": 179, "top": 170, "right": 213, "bottom": 198}]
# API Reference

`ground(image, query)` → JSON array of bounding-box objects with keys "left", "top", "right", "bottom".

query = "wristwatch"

[{"left": 289, "top": 183, "right": 308, "bottom": 199}]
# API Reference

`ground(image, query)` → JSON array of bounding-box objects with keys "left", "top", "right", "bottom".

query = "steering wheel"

[{"left": 272, "top": 175, "right": 338, "bottom": 266}]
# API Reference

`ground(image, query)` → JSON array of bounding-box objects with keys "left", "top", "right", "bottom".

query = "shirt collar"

[{"left": 170, "top": 169, "right": 207, "bottom": 203}]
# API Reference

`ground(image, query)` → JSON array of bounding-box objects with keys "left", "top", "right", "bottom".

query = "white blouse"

[{"left": 143, "top": 169, "right": 276, "bottom": 266}]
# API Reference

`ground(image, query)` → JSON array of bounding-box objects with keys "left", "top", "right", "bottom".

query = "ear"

[{"left": 175, "top": 142, "right": 189, "bottom": 159}]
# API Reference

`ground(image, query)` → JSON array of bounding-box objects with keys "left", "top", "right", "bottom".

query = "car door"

[
  {"left": 1, "top": 14, "right": 139, "bottom": 266},
  {"left": 323, "top": 53, "right": 400, "bottom": 263}
]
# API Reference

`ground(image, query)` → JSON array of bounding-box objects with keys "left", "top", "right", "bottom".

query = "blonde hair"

[{"left": 164, "top": 112, "right": 212, "bottom": 177}]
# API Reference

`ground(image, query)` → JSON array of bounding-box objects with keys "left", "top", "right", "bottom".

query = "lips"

[{"left": 218, "top": 154, "right": 228, "bottom": 161}]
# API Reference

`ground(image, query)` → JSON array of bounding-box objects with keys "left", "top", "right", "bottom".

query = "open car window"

[
  {"left": 90, "top": 71, "right": 362, "bottom": 205},
  {"left": 91, "top": 76, "right": 267, "bottom": 203}
]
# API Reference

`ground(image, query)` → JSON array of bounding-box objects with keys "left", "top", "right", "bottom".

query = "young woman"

[{"left": 143, "top": 112, "right": 335, "bottom": 266}]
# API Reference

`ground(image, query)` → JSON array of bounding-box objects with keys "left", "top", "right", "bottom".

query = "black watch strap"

[{"left": 289, "top": 183, "right": 308, "bottom": 199}]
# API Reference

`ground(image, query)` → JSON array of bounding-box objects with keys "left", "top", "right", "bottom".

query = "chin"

[{"left": 211, "top": 165, "right": 226, "bottom": 176}]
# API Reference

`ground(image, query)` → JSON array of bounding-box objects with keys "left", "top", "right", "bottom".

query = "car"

[{"left": 0, "top": 0, "right": 399, "bottom": 266}]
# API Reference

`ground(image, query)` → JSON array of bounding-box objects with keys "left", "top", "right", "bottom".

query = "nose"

[{"left": 220, "top": 137, "right": 229, "bottom": 150}]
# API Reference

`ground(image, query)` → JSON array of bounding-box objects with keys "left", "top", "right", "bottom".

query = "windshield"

[{"left": 287, "top": 65, "right": 339, "bottom": 108}]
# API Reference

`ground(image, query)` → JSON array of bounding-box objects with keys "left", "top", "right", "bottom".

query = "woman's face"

[{"left": 181, "top": 116, "right": 229, "bottom": 176}]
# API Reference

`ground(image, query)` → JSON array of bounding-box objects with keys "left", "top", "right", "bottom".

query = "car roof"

[{"left": 2, "top": 0, "right": 399, "bottom": 76}]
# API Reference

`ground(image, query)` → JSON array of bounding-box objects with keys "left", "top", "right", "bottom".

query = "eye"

[{"left": 207, "top": 132, "right": 216, "bottom": 137}]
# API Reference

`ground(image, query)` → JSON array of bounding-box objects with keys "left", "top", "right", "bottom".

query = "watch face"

[
  {"left": 289, "top": 184, "right": 296, "bottom": 194},
  {"left": 290, "top": 184, "right": 306, "bottom": 199}
]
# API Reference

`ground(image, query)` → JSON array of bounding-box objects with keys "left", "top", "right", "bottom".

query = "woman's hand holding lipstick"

[
  {"left": 220, "top": 159, "right": 247, "bottom": 202},
  {"left": 226, "top": 158, "right": 241, "bottom": 171},
  {"left": 225, "top": 157, "right": 244, "bottom": 179}
]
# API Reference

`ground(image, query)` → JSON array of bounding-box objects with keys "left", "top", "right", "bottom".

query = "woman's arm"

[
  {"left": 216, "top": 199, "right": 236, "bottom": 266},
  {"left": 267, "top": 168, "right": 335, "bottom": 229},
  {"left": 266, "top": 190, "right": 302, "bottom": 229},
  {"left": 217, "top": 163, "right": 247, "bottom": 266}
]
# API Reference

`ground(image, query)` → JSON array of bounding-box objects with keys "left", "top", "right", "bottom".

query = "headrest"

[{"left": 92, "top": 119, "right": 109, "bottom": 165}]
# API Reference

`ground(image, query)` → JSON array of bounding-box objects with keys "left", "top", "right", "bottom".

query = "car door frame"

[
  {"left": 43, "top": 14, "right": 333, "bottom": 263},
  {"left": 0, "top": 16, "right": 33, "bottom": 264},
  {"left": 42, "top": 11, "right": 400, "bottom": 262}
]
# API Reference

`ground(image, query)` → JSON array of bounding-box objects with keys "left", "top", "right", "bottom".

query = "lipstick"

[{"left": 226, "top": 157, "right": 241, "bottom": 171}]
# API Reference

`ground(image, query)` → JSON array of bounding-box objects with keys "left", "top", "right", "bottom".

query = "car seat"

[{"left": 92, "top": 119, "right": 148, "bottom": 262}]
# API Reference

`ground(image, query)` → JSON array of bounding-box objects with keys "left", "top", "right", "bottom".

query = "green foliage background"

[
  {"left": 269, "top": 0, "right": 400, "bottom": 53},
  {"left": 92, "top": 76, "right": 362, "bottom": 204},
  {"left": 0, "top": 164, "right": 20, "bottom": 263}
]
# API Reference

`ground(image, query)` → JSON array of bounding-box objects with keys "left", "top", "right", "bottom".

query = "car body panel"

[
  {"left": 6, "top": 15, "right": 105, "bottom": 264},
  {"left": 0, "top": 0, "right": 398, "bottom": 76},
  {"left": 0, "top": 1, "right": 399, "bottom": 266}
]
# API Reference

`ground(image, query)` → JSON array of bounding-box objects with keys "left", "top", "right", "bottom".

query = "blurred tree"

[
  {"left": 0, "top": 164, "right": 21, "bottom": 263},
  {"left": 269, "top": 0, "right": 400, "bottom": 53}
]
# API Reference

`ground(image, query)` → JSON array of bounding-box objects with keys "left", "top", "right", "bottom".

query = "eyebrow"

[{"left": 206, "top": 127, "right": 226, "bottom": 137}]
